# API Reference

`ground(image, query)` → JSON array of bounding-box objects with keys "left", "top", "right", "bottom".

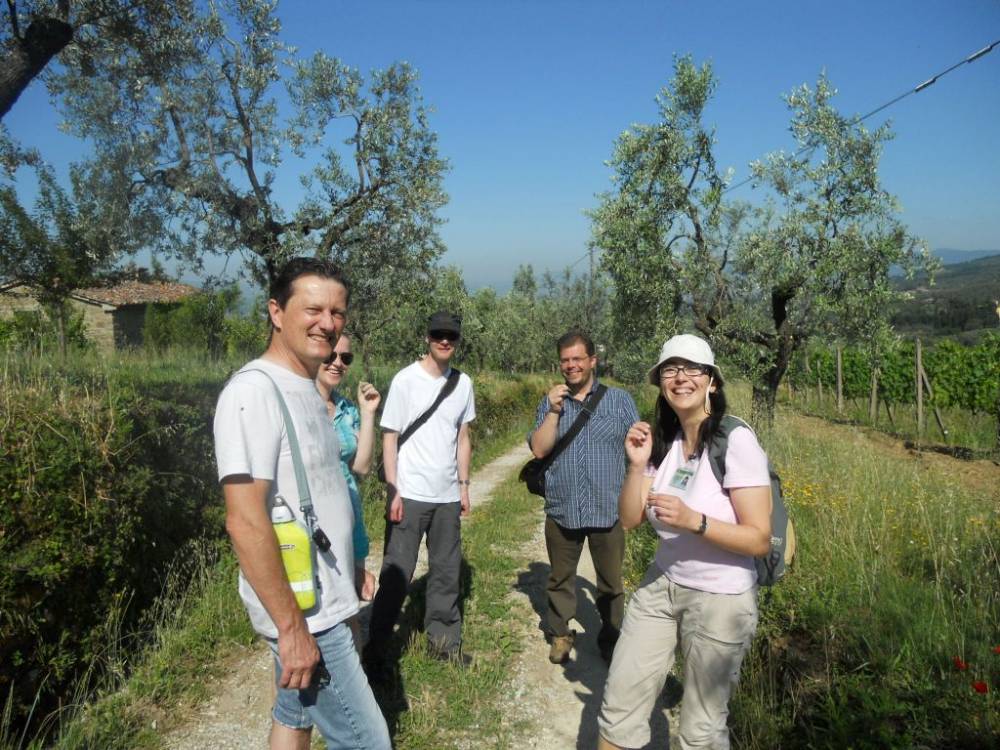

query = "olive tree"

[
  {"left": 46, "top": 0, "right": 448, "bottom": 333},
  {"left": 592, "top": 56, "right": 933, "bottom": 425},
  {"left": 1, "top": 0, "right": 186, "bottom": 121}
]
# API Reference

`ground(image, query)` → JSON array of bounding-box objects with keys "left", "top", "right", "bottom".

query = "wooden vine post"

[
  {"left": 835, "top": 344, "right": 844, "bottom": 414},
  {"left": 916, "top": 339, "right": 924, "bottom": 438},
  {"left": 868, "top": 366, "right": 879, "bottom": 423},
  {"left": 920, "top": 366, "right": 949, "bottom": 440}
]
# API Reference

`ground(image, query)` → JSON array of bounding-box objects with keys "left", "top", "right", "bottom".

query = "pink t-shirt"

[{"left": 645, "top": 425, "right": 770, "bottom": 594}]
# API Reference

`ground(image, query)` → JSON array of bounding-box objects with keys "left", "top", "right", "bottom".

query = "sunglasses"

[
  {"left": 326, "top": 351, "right": 354, "bottom": 366},
  {"left": 429, "top": 329, "right": 460, "bottom": 342}
]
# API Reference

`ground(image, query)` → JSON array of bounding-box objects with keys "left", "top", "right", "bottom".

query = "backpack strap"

[
  {"left": 536, "top": 384, "right": 608, "bottom": 474},
  {"left": 397, "top": 367, "right": 463, "bottom": 449},
  {"left": 706, "top": 414, "right": 749, "bottom": 487}
]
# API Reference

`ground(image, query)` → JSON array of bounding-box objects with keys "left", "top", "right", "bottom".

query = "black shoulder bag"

[
  {"left": 518, "top": 384, "right": 607, "bottom": 497},
  {"left": 377, "top": 367, "right": 463, "bottom": 482}
]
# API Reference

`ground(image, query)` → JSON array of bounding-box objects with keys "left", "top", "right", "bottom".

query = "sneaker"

[{"left": 548, "top": 631, "right": 575, "bottom": 664}]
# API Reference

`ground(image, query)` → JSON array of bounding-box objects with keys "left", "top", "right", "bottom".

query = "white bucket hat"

[{"left": 646, "top": 334, "right": 724, "bottom": 386}]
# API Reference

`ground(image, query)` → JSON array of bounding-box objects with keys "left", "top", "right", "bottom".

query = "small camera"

[{"left": 312, "top": 526, "right": 331, "bottom": 553}]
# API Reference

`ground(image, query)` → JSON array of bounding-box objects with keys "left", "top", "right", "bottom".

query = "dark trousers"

[
  {"left": 544, "top": 516, "right": 625, "bottom": 649},
  {"left": 369, "top": 498, "right": 463, "bottom": 653}
]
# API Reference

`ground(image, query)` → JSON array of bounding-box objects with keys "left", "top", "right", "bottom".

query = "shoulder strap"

[
  {"left": 707, "top": 414, "right": 747, "bottom": 487},
  {"left": 397, "top": 367, "right": 463, "bottom": 449},
  {"left": 238, "top": 368, "right": 314, "bottom": 517},
  {"left": 537, "top": 384, "right": 608, "bottom": 473}
]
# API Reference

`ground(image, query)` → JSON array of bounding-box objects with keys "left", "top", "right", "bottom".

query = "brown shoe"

[{"left": 548, "top": 631, "right": 575, "bottom": 664}]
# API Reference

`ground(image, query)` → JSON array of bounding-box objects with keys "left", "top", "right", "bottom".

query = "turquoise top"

[{"left": 331, "top": 391, "right": 370, "bottom": 561}]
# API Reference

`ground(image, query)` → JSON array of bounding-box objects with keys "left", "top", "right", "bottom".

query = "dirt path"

[
  {"left": 161, "top": 442, "right": 532, "bottom": 750},
  {"left": 500, "top": 521, "right": 676, "bottom": 750}
]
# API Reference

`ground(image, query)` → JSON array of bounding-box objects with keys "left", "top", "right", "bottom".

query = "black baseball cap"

[{"left": 427, "top": 310, "right": 462, "bottom": 336}]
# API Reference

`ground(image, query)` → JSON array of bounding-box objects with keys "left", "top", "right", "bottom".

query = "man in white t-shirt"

[
  {"left": 214, "top": 258, "right": 389, "bottom": 750},
  {"left": 365, "top": 310, "right": 476, "bottom": 673}
]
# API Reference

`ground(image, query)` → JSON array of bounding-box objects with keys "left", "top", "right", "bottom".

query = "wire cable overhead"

[{"left": 723, "top": 39, "right": 999, "bottom": 194}]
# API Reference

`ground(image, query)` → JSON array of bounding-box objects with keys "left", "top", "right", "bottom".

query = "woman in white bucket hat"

[{"left": 598, "top": 334, "right": 772, "bottom": 750}]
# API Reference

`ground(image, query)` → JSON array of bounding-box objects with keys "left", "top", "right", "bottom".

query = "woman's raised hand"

[
  {"left": 624, "top": 421, "right": 653, "bottom": 467},
  {"left": 357, "top": 381, "right": 381, "bottom": 414}
]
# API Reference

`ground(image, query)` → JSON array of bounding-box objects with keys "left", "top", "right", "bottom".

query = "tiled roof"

[{"left": 72, "top": 281, "right": 198, "bottom": 306}]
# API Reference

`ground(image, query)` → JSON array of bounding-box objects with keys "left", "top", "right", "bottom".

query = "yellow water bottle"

[{"left": 271, "top": 503, "right": 316, "bottom": 610}]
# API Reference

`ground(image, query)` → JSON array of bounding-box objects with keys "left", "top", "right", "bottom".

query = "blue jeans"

[{"left": 266, "top": 622, "right": 390, "bottom": 749}]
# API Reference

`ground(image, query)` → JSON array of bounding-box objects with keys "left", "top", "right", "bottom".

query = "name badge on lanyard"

[{"left": 668, "top": 456, "right": 698, "bottom": 492}]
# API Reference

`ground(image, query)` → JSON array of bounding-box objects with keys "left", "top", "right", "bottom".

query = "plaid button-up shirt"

[{"left": 530, "top": 379, "right": 639, "bottom": 530}]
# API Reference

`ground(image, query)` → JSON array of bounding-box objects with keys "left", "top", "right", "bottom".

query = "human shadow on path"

[{"left": 514, "top": 559, "right": 674, "bottom": 749}]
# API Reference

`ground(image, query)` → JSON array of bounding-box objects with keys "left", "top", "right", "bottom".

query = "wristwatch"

[
  {"left": 458, "top": 479, "right": 471, "bottom": 486},
  {"left": 694, "top": 513, "right": 708, "bottom": 535}
]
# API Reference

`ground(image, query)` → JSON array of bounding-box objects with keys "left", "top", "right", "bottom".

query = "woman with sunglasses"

[
  {"left": 598, "top": 334, "right": 772, "bottom": 750},
  {"left": 315, "top": 334, "right": 382, "bottom": 647}
]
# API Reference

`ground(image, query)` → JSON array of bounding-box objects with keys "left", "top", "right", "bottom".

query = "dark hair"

[
  {"left": 649, "top": 383, "right": 728, "bottom": 466},
  {"left": 556, "top": 329, "right": 595, "bottom": 357},
  {"left": 269, "top": 257, "right": 350, "bottom": 309}
]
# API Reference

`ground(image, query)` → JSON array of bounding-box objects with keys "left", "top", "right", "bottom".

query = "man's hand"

[
  {"left": 460, "top": 486, "right": 471, "bottom": 517},
  {"left": 547, "top": 383, "right": 570, "bottom": 413},
  {"left": 277, "top": 624, "right": 321, "bottom": 690},
  {"left": 387, "top": 491, "right": 404, "bottom": 523},
  {"left": 356, "top": 565, "right": 376, "bottom": 601}
]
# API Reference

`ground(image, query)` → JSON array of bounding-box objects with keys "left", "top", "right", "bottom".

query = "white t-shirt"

[
  {"left": 214, "top": 358, "right": 358, "bottom": 638},
  {"left": 380, "top": 361, "right": 476, "bottom": 504},
  {"left": 646, "top": 425, "right": 770, "bottom": 594}
]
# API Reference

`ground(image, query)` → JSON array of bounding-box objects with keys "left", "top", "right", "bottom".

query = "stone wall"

[{"left": 0, "top": 285, "right": 117, "bottom": 351}]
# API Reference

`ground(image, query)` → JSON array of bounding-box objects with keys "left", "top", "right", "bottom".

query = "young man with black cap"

[{"left": 365, "top": 310, "right": 476, "bottom": 669}]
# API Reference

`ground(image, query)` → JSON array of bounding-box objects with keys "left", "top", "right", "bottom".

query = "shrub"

[{"left": 0, "top": 361, "right": 224, "bottom": 737}]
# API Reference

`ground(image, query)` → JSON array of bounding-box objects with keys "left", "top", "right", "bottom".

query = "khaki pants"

[
  {"left": 544, "top": 516, "right": 624, "bottom": 651},
  {"left": 598, "top": 565, "right": 758, "bottom": 749}
]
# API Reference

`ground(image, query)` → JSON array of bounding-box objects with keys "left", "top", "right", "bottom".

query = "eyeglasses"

[
  {"left": 326, "top": 351, "right": 354, "bottom": 366},
  {"left": 659, "top": 364, "right": 710, "bottom": 380},
  {"left": 429, "top": 329, "right": 460, "bottom": 342}
]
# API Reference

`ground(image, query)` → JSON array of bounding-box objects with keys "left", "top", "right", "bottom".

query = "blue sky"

[{"left": 5, "top": 0, "right": 999, "bottom": 290}]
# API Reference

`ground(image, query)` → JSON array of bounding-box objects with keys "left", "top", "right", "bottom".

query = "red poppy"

[
  {"left": 953, "top": 657, "right": 969, "bottom": 671},
  {"left": 972, "top": 681, "right": 988, "bottom": 694},
  {"left": 993, "top": 645, "right": 1000, "bottom": 655}
]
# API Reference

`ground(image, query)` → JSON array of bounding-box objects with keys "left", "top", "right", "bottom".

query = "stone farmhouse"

[{"left": 0, "top": 280, "right": 198, "bottom": 351}]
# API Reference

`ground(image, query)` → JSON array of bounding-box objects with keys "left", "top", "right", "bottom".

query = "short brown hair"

[{"left": 556, "top": 329, "right": 595, "bottom": 356}]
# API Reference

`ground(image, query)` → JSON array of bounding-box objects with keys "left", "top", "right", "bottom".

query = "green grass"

[
  {"left": 1, "top": 542, "right": 254, "bottom": 750},
  {"left": 784, "top": 387, "right": 997, "bottom": 455}
]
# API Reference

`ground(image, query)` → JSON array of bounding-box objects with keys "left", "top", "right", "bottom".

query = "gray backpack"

[{"left": 706, "top": 415, "right": 795, "bottom": 586}]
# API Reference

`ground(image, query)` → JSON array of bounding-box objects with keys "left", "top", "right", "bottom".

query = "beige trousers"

[{"left": 598, "top": 565, "right": 758, "bottom": 749}]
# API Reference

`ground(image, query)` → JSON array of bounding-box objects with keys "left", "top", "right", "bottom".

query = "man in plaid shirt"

[{"left": 529, "top": 330, "right": 639, "bottom": 665}]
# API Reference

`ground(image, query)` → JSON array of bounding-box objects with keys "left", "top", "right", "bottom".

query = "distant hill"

[
  {"left": 932, "top": 248, "right": 1000, "bottom": 265},
  {"left": 892, "top": 253, "right": 1000, "bottom": 341}
]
